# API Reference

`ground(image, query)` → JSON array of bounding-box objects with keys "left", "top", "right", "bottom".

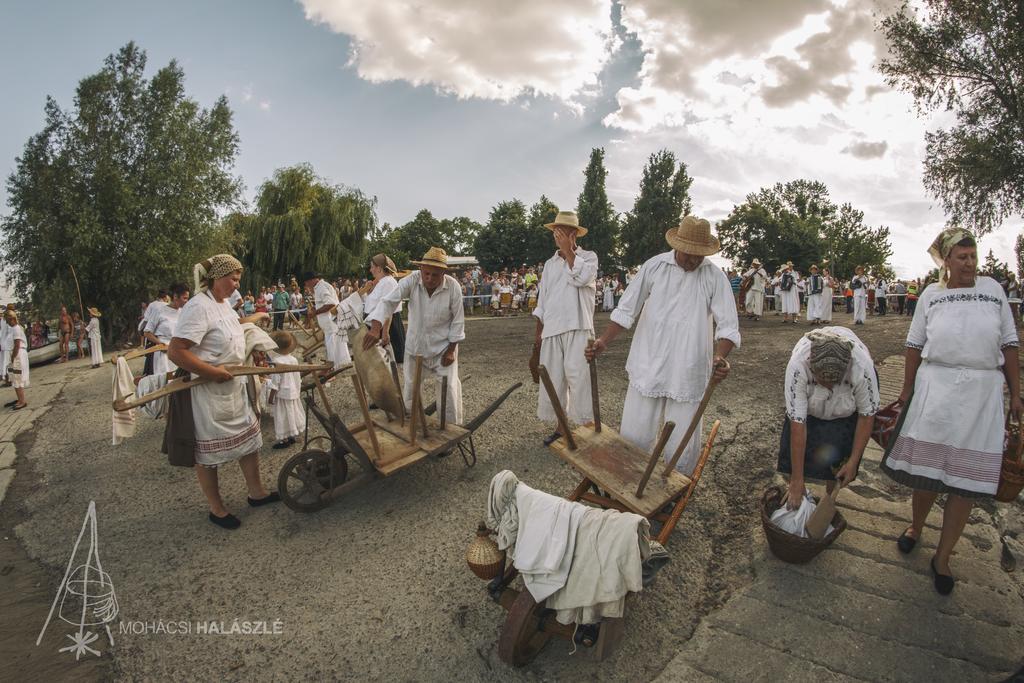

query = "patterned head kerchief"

[
  {"left": 193, "top": 254, "right": 243, "bottom": 293},
  {"left": 927, "top": 227, "right": 974, "bottom": 286},
  {"left": 807, "top": 330, "right": 853, "bottom": 384}
]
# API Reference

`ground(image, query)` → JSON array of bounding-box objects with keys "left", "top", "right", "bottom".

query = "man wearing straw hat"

[
  {"left": 363, "top": 246, "right": 465, "bottom": 424},
  {"left": 587, "top": 215, "right": 740, "bottom": 475},
  {"left": 742, "top": 258, "right": 768, "bottom": 320},
  {"left": 302, "top": 270, "right": 351, "bottom": 370},
  {"left": 530, "top": 210, "right": 598, "bottom": 445},
  {"left": 85, "top": 307, "right": 104, "bottom": 368}
]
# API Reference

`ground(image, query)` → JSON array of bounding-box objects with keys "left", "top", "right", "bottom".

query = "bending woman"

[
  {"left": 881, "top": 228, "right": 1021, "bottom": 594},
  {"left": 167, "top": 254, "right": 279, "bottom": 530}
]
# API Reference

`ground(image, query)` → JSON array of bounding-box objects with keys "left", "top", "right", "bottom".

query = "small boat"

[{"left": 26, "top": 335, "right": 80, "bottom": 367}]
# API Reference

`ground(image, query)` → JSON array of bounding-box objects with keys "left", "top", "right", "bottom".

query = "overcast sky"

[{"left": 1, "top": 0, "right": 1020, "bottom": 277}]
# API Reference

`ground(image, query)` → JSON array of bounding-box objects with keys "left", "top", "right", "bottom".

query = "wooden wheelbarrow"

[
  {"left": 485, "top": 355, "right": 722, "bottom": 666},
  {"left": 277, "top": 354, "right": 521, "bottom": 512}
]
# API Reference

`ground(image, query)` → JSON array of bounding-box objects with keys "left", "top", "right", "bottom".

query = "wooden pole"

[
  {"left": 587, "top": 339, "right": 601, "bottom": 432},
  {"left": 440, "top": 375, "right": 448, "bottom": 431},
  {"left": 635, "top": 421, "right": 676, "bottom": 497},
  {"left": 538, "top": 365, "right": 576, "bottom": 450},
  {"left": 415, "top": 357, "right": 429, "bottom": 438},
  {"left": 351, "top": 372, "right": 381, "bottom": 461},
  {"left": 661, "top": 373, "right": 720, "bottom": 477}
]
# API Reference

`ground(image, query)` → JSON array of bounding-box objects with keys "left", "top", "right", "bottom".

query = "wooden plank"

[
  {"left": 373, "top": 417, "right": 470, "bottom": 457},
  {"left": 351, "top": 428, "right": 427, "bottom": 475},
  {"left": 375, "top": 449, "right": 430, "bottom": 476},
  {"left": 548, "top": 424, "right": 691, "bottom": 518}
]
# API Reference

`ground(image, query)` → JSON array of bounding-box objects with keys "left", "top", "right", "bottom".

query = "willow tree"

[{"left": 238, "top": 164, "right": 376, "bottom": 287}]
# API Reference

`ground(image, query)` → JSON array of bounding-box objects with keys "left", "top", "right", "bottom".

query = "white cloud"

[
  {"left": 259, "top": 100, "right": 272, "bottom": 111},
  {"left": 299, "top": 0, "right": 617, "bottom": 107}
]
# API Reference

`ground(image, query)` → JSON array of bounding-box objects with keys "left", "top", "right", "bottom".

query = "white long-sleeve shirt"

[
  {"left": 267, "top": 352, "right": 301, "bottom": 400},
  {"left": 363, "top": 275, "right": 402, "bottom": 316},
  {"left": 313, "top": 279, "right": 339, "bottom": 333},
  {"left": 533, "top": 247, "right": 598, "bottom": 338},
  {"left": 742, "top": 267, "right": 768, "bottom": 292},
  {"left": 145, "top": 305, "right": 181, "bottom": 344},
  {"left": 86, "top": 317, "right": 101, "bottom": 340},
  {"left": 611, "top": 253, "right": 741, "bottom": 402},
  {"left": 368, "top": 271, "right": 465, "bottom": 359}
]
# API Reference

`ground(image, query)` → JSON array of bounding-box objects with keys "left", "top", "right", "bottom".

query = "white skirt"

[
  {"left": 10, "top": 350, "right": 29, "bottom": 389},
  {"left": 273, "top": 397, "right": 305, "bottom": 441},
  {"left": 191, "top": 377, "right": 262, "bottom": 467},
  {"left": 152, "top": 350, "right": 177, "bottom": 376},
  {"left": 820, "top": 288, "right": 833, "bottom": 321},
  {"left": 89, "top": 335, "right": 103, "bottom": 365},
  {"left": 884, "top": 362, "right": 1004, "bottom": 495}
]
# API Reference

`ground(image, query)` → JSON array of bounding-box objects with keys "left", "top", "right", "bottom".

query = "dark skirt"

[
  {"left": 388, "top": 311, "right": 406, "bottom": 361},
  {"left": 777, "top": 413, "right": 858, "bottom": 481}
]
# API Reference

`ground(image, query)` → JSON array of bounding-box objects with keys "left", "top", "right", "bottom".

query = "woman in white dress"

[
  {"left": 145, "top": 283, "right": 190, "bottom": 376},
  {"left": 4, "top": 311, "right": 29, "bottom": 410},
  {"left": 86, "top": 307, "right": 103, "bottom": 367},
  {"left": 602, "top": 279, "right": 615, "bottom": 312},
  {"left": 168, "top": 255, "right": 278, "bottom": 530},
  {"left": 820, "top": 268, "right": 835, "bottom": 322},
  {"left": 881, "top": 228, "right": 1021, "bottom": 594},
  {"left": 267, "top": 331, "right": 304, "bottom": 449},
  {"left": 775, "top": 262, "right": 801, "bottom": 323},
  {"left": 364, "top": 254, "right": 405, "bottom": 360}
]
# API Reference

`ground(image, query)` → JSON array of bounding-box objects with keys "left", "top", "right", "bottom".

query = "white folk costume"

[
  {"left": 0, "top": 317, "right": 9, "bottom": 381},
  {"left": 268, "top": 352, "right": 304, "bottom": 442},
  {"left": 806, "top": 272, "right": 825, "bottom": 321},
  {"left": 742, "top": 265, "right": 768, "bottom": 317},
  {"left": 775, "top": 269, "right": 801, "bottom": 315},
  {"left": 8, "top": 323, "right": 29, "bottom": 389},
  {"left": 146, "top": 305, "right": 181, "bottom": 375},
  {"left": 820, "top": 275, "right": 835, "bottom": 322},
  {"left": 602, "top": 280, "right": 614, "bottom": 312},
  {"left": 851, "top": 274, "right": 869, "bottom": 323},
  {"left": 86, "top": 316, "right": 103, "bottom": 365},
  {"left": 174, "top": 290, "right": 262, "bottom": 467},
  {"left": 611, "top": 254, "right": 741, "bottom": 474},
  {"left": 534, "top": 246, "right": 598, "bottom": 425},
  {"left": 882, "top": 276, "right": 1018, "bottom": 497},
  {"left": 314, "top": 278, "right": 351, "bottom": 369},
  {"left": 778, "top": 327, "right": 879, "bottom": 480},
  {"left": 369, "top": 267, "right": 465, "bottom": 425}
]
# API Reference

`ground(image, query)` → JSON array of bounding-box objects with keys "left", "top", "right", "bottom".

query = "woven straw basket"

[
  {"left": 760, "top": 486, "right": 847, "bottom": 564},
  {"left": 466, "top": 523, "right": 504, "bottom": 580}
]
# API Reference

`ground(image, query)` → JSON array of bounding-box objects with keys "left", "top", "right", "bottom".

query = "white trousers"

[
  {"left": 537, "top": 330, "right": 593, "bottom": 425},
  {"left": 853, "top": 295, "right": 867, "bottom": 323},
  {"left": 745, "top": 289, "right": 764, "bottom": 317},
  {"left": 620, "top": 385, "right": 701, "bottom": 475},
  {"left": 403, "top": 351, "right": 462, "bottom": 425},
  {"left": 0, "top": 346, "right": 7, "bottom": 379},
  {"left": 326, "top": 329, "right": 351, "bottom": 369},
  {"left": 89, "top": 335, "right": 103, "bottom": 365},
  {"left": 806, "top": 293, "right": 823, "bottom": 320}
]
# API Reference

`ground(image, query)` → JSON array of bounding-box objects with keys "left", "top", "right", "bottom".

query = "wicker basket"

[
  {"left": 997, "top": 418, "right": 1024, "bottom": 503},
  {"left": 466, "top": 523, "right": 505, "bottom": 580},
  {"left": 760, "top": 486, "right": 847, "bottom": 564}
]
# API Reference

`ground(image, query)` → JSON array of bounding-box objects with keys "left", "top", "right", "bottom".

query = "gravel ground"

[{"left": 3, "top": 308, "right": 918, "bottom": 681}]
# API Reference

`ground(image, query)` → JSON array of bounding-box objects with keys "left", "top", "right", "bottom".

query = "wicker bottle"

[{"left": 466, "top": 523, "right": 504, "bottom": 580}]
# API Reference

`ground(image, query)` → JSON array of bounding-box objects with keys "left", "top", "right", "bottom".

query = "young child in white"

[{"left": 266, "top": 332, "right": 305, "bottom": 449}]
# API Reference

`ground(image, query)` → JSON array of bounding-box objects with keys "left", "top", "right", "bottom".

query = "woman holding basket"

[{"left": 881, "top": 228, "right": 1021, "bottom": 594}]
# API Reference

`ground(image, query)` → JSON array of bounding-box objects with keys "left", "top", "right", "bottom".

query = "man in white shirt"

[
  {"left": 302, "top": 271, "right": 351, "bottom": 369},
  {"left": 531, "top": 210, "right": 598, "bottom": 445},
  {"left": 742, "top": 259, "right": 768, "bottom": 320},
  {"left": 874, "top": 274, "right": 888, "bottom": 316},
  {"left": 363, "top": 247, "right": 465, "bottom": 424},
  {"left": 139, "top": 289, "right": 169, "bottom": 376},
  {"left": 587, "top": 216, "right": 740, "bottom": 475}
]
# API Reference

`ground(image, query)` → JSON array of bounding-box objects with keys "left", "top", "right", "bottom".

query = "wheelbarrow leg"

[{"left": 656, "top": 420, "right": 720, "bottom": 544}]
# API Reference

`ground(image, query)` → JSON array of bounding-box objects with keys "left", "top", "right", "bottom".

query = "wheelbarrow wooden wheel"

[
  {"left": 278, "top": 449, "right": 347, "bottom": 513},
  {"left": 498, "top": 590, "right": 552, "bottom": 667}
]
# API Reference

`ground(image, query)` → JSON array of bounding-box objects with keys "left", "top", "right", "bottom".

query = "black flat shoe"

[
  {"left": 931, "top": 557, "right": 955, "bottom": 595},
  {"left": 272, "top": 441, "right": 289, "bottom": 450},
  {"left": 248, "top": 492, "right": 281, "bottom": 507},
  {"left": 209, "top": 512, "right": 241, "bottom": 530},
  {"left": 543, "top": 431, "right": 562, "bottom": 447},
  {"left": 897, "top": 529, "right": 918, "bottom": 554}
]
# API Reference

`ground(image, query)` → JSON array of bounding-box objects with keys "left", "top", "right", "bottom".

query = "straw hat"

[
  {"left": 544, "top": 210, "right": 588, "bottom": 237},
  {"left": 87, "top": 307, "right": 102, "bottom": 317},
  {"left": 269, "top": 331, "right": 297, "bottom": 355},
  {"left": 665, "top": 215, "right": 720, "bottom": 256},
  {"left": 751, "top": 258, "right": 762, "bottom": 266},
  {"left": 411, "top": 246, "right": 451, "bottom": 269}
]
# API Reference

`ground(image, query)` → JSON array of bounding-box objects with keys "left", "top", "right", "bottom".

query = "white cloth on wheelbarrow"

[
  {"left": 545, "top": 507, "right": 650, "bottom": 626},
  {"left": 112, "top": 357, "right": 137, "bottom": 445},
  {"left": 487, "top": 470, "right": 520, "bottom": 551},
  {"left": 514, "top": 483, "right": 587, "bottom": 602}
]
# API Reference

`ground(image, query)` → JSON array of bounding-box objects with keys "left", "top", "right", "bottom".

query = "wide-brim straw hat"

[
  {"left": 269, "top": 331, "right": 297, "bottom": 355},
  {"left": 751, "top": 258, "right": 762, "bottom": 266},
  {"left": 411, "top": 246, "right": 451, "bottom": 269},
  {"left": 665, "top": 215, "right": 720, "bottom": 256},
  {"left": 544, "top": 210, "right": 588, "bottom": 237},
  {"left": 87, "top": 307, "right": 102, "bottom": 317}
]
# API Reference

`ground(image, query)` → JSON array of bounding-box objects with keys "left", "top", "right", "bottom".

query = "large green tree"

[
  {"left": 237, "top": 164, "right": 375, "bottom": 287},
  {"left": 576, "top": 148, "right": 619, "bottom": 267},
  {"left": 391, "top": 209, "right": 444, "bottom": 265},
  {"left": 718, "top": 180, "right": 892, "bottom": 277},
  {"left": 620, "top": 150, "right": 693, "bottom": 266},
  {"left": 878, "top": 0, "right": 1024, "bottom": 234},
  {"left": 1, "top": 42, "right": 241, "bottom": 340},
  {"left": 473, "top": 199, "right": 529, "bottom": 272},
  {"left": 439, "top": 216, "right": 482, "bottom": 255}
]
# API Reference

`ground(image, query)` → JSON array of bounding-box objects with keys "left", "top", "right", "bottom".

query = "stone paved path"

[{"left": 656, "top": 356, "right": 1024, "bottom": 682}]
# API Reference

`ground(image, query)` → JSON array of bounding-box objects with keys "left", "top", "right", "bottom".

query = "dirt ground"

[{"left": 1, "top": 306, "right": 923, "bottom": 681}]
